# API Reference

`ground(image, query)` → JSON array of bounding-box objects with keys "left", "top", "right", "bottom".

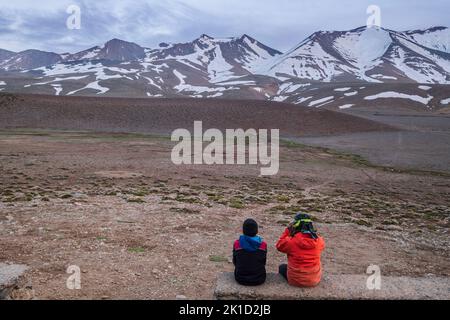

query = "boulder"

[{"left": 0, "top": 263, "right": 32, "bottom": 300}]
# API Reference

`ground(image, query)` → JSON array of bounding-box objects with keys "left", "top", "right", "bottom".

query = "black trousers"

[{"left": 279, "top": 264, "right": 288, "bottom": 281}]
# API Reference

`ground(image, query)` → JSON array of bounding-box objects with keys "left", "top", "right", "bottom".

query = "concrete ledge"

[
  {"left": 0, "top": 263, "right": 29, "bottom": 300},
  {"left": 215, "top": 273, "right": 450, "bottom": 300}
]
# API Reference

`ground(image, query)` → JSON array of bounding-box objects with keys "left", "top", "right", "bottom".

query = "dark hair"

[{"left": 243, "top": 219, "right": 258, "bottom": 237}]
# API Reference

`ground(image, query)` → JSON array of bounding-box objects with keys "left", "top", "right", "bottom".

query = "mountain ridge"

[{"left": 0, "top": 26, "right": 449, "bottom": 107}]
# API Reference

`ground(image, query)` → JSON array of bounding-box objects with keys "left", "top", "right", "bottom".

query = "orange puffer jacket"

[{"left": 276, "top": 228, "right": 325, "bottom": 287}]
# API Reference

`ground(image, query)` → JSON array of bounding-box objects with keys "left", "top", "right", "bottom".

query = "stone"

[
  {"left": 0, "top": 263, "right": 30, "bottom": 300},
  {"left": 214, "top": 272, "right": 450, "bottom": 300}
]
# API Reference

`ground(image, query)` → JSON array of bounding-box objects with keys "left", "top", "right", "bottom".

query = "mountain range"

[{"left": 0, "top": 26, "right": 449, "bottom": 109}]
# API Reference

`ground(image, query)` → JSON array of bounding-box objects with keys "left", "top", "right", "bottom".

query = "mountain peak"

[
  {"left": 101, "top": 38, "right": 145, "bottom": 61},
  {"left": 0, "top": 49, "right": 61, "bottom": 71},
  {"left": 199, "top": 34, "right": 214, "bottom": 40},
  {"left": 104, "top": 38, "right": 139, "bottom": 46},
  {"left": 405, "top": 26, "right": 448, "bottom": 35},
  {"left": 107, "top": 38, "right": 123, "bottom": 42},
  {"left": 240, "top": 34, "right": 259, "bottom": 44}
]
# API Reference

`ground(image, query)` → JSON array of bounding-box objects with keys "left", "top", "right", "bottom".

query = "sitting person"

[
  {"left": 276, "top": 213, "right": 325, "bottom": 287},
  {"left": 233, "top": 219, "right": 267, "bottom": 286}
]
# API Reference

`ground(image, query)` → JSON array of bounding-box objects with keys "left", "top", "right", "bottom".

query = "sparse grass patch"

[
  {"left": 228, "top": 199, "right": 245, "bottom": 209},
  {"left": 354, "top": 219, "right": 372, "bottom": 227},
  {"left": 209, "top": 255, "right": 228, "bottom": 263},
  {"left": 276, "top": 195, "right": 291, "bottom": 203},
  {"left": 127, "top": 197, "right": 145, "bottom": 203},
  {"left": 130, "top": 190, "right": 149, "bottom": 197},
  {"left": 208, "top": 194, "right": 227, "bottom": 205},
  {"left": 281, "top": 140, "right": 307, "bottom": 149},
  {"left": 128, "top": 247, "right": 145, "bottom": 253},
  {"left": 175, "top": 195, "right": 202, "bottom": 204},
  {"left": 170, "top": 207, "right": 200, "bottom": 214}
]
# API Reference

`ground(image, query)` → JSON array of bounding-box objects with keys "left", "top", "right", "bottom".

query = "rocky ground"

[{"left": 0, "top": 130, "right": 449, "bottom": 299}]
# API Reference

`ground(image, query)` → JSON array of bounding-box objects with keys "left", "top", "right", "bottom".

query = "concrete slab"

[{"left": 215, "top": 273, "right": 450, "bottom": 300}]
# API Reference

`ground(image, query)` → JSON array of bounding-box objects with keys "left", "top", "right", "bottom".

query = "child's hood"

[
  {"left": 293, "top": 233, "right": 322, "bottom": 250},
  {"left": 239, "top": 235, "right": 262, "bottom": 252}
]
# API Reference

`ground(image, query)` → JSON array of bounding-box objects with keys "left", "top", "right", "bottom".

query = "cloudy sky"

[{"left": 0, "top": 0, "right": 448, "bottom": 53}]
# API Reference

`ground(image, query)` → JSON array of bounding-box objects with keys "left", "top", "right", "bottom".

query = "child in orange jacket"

[{"left": 276, "top": 213, "right": 325, "bottom": 287}]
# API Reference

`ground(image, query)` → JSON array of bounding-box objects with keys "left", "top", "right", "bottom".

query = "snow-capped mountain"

[
  {"left": 404, "top": 26, "right": 450, "bottom": 53},
  {"left": 266, "top": 26, "right": 450, "bottom": 83},
  {"left": 146, "top": 34, "right": 281, "bottom": 82},
  {"left": 0, "top": 26, "right": 449, "bottom": 106},
  {"left": 0, "top": 49, "right": 15, "bottom": 61},
  {"left": 0, "top": 49, "right": 62, "bottom": 71}
]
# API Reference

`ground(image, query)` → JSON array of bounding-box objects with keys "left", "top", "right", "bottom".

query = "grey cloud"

[{"left": 0, "top": 0, "right": 448, "bottom": 53}]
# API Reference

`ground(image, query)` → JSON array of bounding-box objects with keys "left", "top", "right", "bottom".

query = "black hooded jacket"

[{"left": 232, "top": 236, "right": 267, "bottom": 286}]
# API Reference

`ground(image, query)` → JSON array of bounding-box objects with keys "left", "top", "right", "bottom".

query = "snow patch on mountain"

[
  {"left": 405, "top": 27, "right": 450, "bottom": 53},
  {"left": 364, "top": 91, "right": 433, "bottom": 104},
  {"left": 388, "top": 46, "right": 448, "bottom": 84},
  {"left": 309, "top": 96, "right": 334, "bottom": 107},
  {"left": 334, "top": 87, "right": 351, "bottom": 92},
  {"left": 68, "top": 81, "right": 109, "bottom": 95},
  {"left": 333, "top": 27, "right": 392, "bottom": 71},
  {"left": 339, "top": 104, "right": 354, "bottom": 109},
  {"left": 207, "top": 46, "right": 235, "bottom": 83},
  {"left": 371, "top": 74, "right": 397, "bottom": 80},
  {"left": 295, "top": 96, "right": 313, "bottom": 104},
  {"left": 24, "top": 75, "right": 89, "bottom": 88},
  {"left": 51, "top": 84, "right": 62, "bottom": 95},
  {"left": 344, "top": 91, "right": 358, "bottom": 97},
  {"left": 217, "top": 79, "right": 255, "bottom": 86},
  {"left": 173, "top": 69, "right": 231, "bottom": 95},
  {"left": 278, "top": 83, "right": 310, "bottom": 94}
]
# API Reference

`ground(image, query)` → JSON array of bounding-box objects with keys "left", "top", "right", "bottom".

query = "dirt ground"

[
  {"left": 299, "top": 106, "right": 450, "bottom": 172},
  {"left": 0, "top": 130, "right": 449, "bottom": 299}
]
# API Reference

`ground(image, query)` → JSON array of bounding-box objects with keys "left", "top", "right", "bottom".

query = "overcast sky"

[{"left": 0, "top": 0, "right": 448, "bottom": 53}]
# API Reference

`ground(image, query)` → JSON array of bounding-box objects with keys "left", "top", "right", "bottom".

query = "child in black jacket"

[{"left": 232, "top": 219, "right": 267, "bottom": 286}]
